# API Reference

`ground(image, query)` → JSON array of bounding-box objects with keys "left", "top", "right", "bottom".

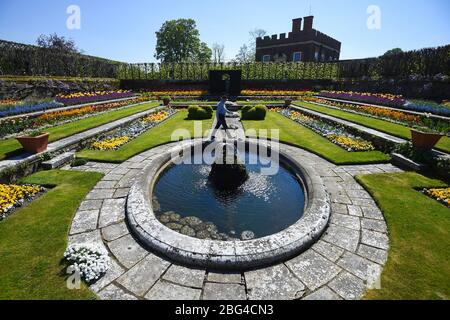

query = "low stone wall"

[{"left": 0, "top": 78, "right": 120, "bottom": 100}]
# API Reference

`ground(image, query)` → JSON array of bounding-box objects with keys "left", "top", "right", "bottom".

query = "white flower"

[{"left": 64, "top": 244, "right": 110, "bottom": 283}]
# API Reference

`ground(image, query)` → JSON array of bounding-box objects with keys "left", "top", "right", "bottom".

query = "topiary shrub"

[
  {"left": 241, "top": 105, "right": 253, "bottom": 117},
  {"left": 188, "top": 105, "right": 213, "bottom": 120},
  {"left": 241, "top": 105, "right": 267, "bottom": 120},
  {"left": 201, "top": 105, "right": 213, "bottom": 118}
]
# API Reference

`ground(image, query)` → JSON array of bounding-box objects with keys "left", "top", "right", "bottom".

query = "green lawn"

[
  {"left": 242, "top": 111, "right": 390, "bottom": 165},
  {"left": 0, "top": 101, "right": 159, "bottom": 160},
  {"left": 295, "top": 101, "right": 450, "bottom": 153},
  {"left": 0, "top": 170, "right": 103, "bottom": 300},
  {"left": 77, "top": 110, "right": 214, "bottom": 163},
  {"left": 357, "top": 172, "right": 450, "bottom": 300}
]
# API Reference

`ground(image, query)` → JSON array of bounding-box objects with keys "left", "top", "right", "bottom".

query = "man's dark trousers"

[{"left": 215, "top": 114, "right": 229, "bottom": 130}]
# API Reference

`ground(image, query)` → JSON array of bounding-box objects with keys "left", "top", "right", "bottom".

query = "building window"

[
  {"left": 262, "top": 55, "right": 271, "bottom": 63},
  {"left": 321, "top": 53, "right": 325, "bottom": 62},
  {"left": 314, "top": 51, "right": 319, "bottom": 61},
  {"left": 293, "top": 52, "right": 302, "bottom": 62}
]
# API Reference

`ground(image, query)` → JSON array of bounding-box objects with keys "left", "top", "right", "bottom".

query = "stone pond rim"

[{"left": 126, "top": 139, "right": 331, "bottom": 271}]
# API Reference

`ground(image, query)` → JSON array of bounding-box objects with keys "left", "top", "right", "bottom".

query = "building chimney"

[
  {"left": 292, "top": 18, "right": 302, "bottom": 33},
  {"left": 304, "top": 16, "right": 314, "bottom": 31}
]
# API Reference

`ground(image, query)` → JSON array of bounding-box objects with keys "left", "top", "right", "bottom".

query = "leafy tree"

[
  {"left": 36, "top": 33, "right": 80, "bottom": 53},
  {"left": 155, "top": 19, "right": 210, "bottom": 63},
  {"left": 195, "top": 42, "right": 212, "bottom": 62},
  {"left": 383, "top": 48, "right": 403, "bottom": 56}
]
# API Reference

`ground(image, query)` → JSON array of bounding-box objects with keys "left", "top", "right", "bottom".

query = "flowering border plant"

[
  {"left": 0, "top": 184, "right": 45, "bottom": 220},
  {"left": 422, "top": 187, "right": 450, "bottom": 208},
  {"left": 273, "top": 108, "right": 375, "bottom": 152},
  {"left": 64, "top": 244, "right": 110, "bottom": 283}
]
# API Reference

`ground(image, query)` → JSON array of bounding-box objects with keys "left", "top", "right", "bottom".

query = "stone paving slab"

[
  {"left": 245, "top": 264, "right": 306, "bottom": 300},
  {"left": 202, "top": 283, "right": 247, "bottom": 300},
  {"left": 328, "top": 271, "right": 367, "bottom": 300},
  {"left": 302, "top": 286, "right": 342, "bottom": 300},
  {"left": 286, "top": 250, "right": 342, "bottom": 291},
  {"left": 207, "top": 273, "right": 243, "bottom": 284},
  {"left": 116, "top": 254, "right": 170, "bottom": 296},
  {"left": 107, "top": 234, "right": 149, "bottom": 269},
  {"left": 70, "top": 210, "right": 99, "bottom": 235},
  {"left": 65, "top": 141, "right": 397, "bottom": 300},
  {"left": 97, "top": 284, "right": 138, "bottom": 300},
  {"left": 146, "top": 280, "right": 202, "bottom": 300},
  {"left": 163, "top": 265, "right": 206, "bottom": 289},
  {"left": 102, "top": 222, "right": 130, "bottom": 242}
]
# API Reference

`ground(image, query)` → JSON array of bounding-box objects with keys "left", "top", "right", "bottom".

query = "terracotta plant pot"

[
  {"left": 16, "top": 133, "right": 50, "bottom": 154},
  {"left": 411, "top": 129, "right": 443, "bottom": 150}
]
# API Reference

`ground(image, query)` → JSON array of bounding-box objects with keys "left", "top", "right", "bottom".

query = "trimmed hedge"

[
  {"left": 188, "top": 105, "right": 213, "bottom": 120},
  {"left": 241, "top": 105, "right": 268, "bottom": 120}
]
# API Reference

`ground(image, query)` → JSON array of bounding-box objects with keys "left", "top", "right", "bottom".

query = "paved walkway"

[
  {"left": 0, "top": 103, "right": 162, "bottom": 173},
  {"left": 65, "top": 139, "right": 402, "bottom": 300}
]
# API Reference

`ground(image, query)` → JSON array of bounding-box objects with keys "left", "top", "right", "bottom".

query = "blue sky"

[{"left": 0, "top": 0, "right": 449, "bottom": 63}]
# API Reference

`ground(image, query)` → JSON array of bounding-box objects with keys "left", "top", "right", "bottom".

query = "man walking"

[{"left": 211, "top": 96, "right": 234, "bottom": 141}]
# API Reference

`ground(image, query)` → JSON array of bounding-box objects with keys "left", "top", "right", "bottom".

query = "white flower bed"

[{"left": 64, "top": 244, "right": 110, "bottom": 283}]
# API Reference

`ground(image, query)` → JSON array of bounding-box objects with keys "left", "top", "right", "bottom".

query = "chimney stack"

[
  {"left": 292, "top": 18, "right": 302, "bottom": 33},
  {"left": 304, "top": 16, "right": 314, "bottom": 31}
]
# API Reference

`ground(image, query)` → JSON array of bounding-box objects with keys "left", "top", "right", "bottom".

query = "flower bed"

[
  {"left": 56, "top": 90, "right": 135, "bottom": 106},
  {"left": 422, "top": 187, "right": 450, "bottom": 207},
  {"left": 89, "top": 109, "right": 176, "bottom": 151},
  {"left": 91, "top": 136, "right": 131, "bottom": 151},
  {"left": 0, "top": 97, "right": 149, "bottom": 139},
  {"left": 64, "top": 244, "right": 110, "bottom": 283},
  {"left": 0, "top": 99, "right": 20, "bottom": 107},
  {"left": 405, "top": 100, "right": 450, "bottom": 117},
  {"left": 319, "top": 91, "right": 450, "bottom": 117},
  {"left": 320, "top": 91, "right": 406, "bottom": 108},
  {"left": 142, "top": 90, "right": 207, "bottom": 97},
  {"left": 307, "top": 97, "right": 421, "bottom": 123},
  {"left": 0, "top": 184, "right": 45, "bottom": 220},
  {"left": 274, "top": 108, "right": 375, "bottom": 152},
  {"left": 241, "top": 90, "right": 314, "bottom": 97},
  {"left": 0, "top": 101, "right": 64, "bottom": 118},
  {"left": 305, "top": 97, "right": 450, "bottom": 134}
]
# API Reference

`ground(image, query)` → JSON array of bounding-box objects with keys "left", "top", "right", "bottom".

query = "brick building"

[{"left": 255, "top": 16, "right": 341, "bottom": 63}]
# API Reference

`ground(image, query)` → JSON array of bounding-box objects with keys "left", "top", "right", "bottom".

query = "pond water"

[{"left": 152, "top": 151, "right": 306, "bottom": 240}]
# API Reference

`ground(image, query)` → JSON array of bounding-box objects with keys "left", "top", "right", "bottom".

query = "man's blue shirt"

[{"left": 216, "top": 101, "right": 230, "bottom": 118}]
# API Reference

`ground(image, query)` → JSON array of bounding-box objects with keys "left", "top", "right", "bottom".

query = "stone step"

[{"left": 42, "top": 152, "right": 76, "bottom": 170}]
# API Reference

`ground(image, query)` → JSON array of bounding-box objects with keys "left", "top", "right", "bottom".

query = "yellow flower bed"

[
  {"left": 146, "top": 90, "right": 207, "bottom": 96},
  {"left": 142, "top": 111, "right": 169, "bottom": 123},
  {"left": 0, "top": 99, "right": 19, "bottom": 105},
  {"left": 424, "top": 187, "right": 450, "bottom": 207},
  {"left": 328, "top": 134, "right": 375, "bottom": 151},
  {"left": 56, "top": 90, "right": 130, "bottom": 99},
  {"left": 91, "top": 136, "right": 130, "bottom": 151},
  {"left": 290, "top": 111, "right": 315, "bottom": 123},
  {"left": 242, "top": 90, "right": 314, "bottom": 96},
  {"left": 0, "top": 184, "right": 43, "bottom": 217}
]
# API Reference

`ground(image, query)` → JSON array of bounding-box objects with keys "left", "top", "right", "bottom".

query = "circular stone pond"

[
  {"left": 126, "top": 140, "right": 331, "bottom": 270},
  {"left": 152, "top": 150, "right": 306, "bottom": 241}
]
